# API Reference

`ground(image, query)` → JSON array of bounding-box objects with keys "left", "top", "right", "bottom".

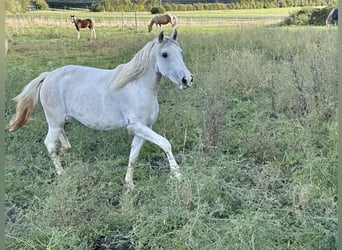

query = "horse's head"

[
  {"left": 154, "top": 30, "right": 193, "bottom": 90},
  {"left": 70, "top": 15, "right": 76, "bottom": 23}
]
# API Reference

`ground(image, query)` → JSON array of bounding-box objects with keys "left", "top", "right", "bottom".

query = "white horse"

[{"left": 9, "top": 30, "right": 193, "bottom": 190}]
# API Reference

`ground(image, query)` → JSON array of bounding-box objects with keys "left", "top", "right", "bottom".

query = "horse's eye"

[{"left": 162, "top": 52, "right": 168, "bottom": 58}]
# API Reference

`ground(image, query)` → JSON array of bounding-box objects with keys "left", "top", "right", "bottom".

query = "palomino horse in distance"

[
  {"left": 71, "top": 15, "right": 96, "bottom": 39},
  {"left": 326, "top": 8, "right": 338, "bottom": 27},
  {"left": 148, "top": 14, "right": 177, "bottom": 32},
  {"left": 9, "top": 30, "right": 193, "bottom": 190}
]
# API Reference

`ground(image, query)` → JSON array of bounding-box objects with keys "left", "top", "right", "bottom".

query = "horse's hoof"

[
  {"left": 171, "top": 171, "right": 182, "bottom": 181},
  {"left": 125, "top": 182, "right": 135, "bottom": 192},
  {"left": 56, "top": 168, "right": 64, "bottom": 175}
]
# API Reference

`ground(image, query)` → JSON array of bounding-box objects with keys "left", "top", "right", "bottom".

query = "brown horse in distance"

[
  {"left": 148, "top": 14, "right": 177, "bottom": 32},
  {"left": 71, "top": 15, "right": 96, "bottom": 39}
]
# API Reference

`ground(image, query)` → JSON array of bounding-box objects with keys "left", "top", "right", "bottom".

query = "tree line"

[{"left": 5, "top": 0, "right": 338, "bottom": 13}]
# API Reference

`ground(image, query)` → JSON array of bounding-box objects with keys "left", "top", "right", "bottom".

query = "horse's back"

[
  {"left": 155, "top": 14, "right": 171, "bottom": 24},
  {"left": 40, "top": 66, "right": 114, "bottom": 119},
  {"left": 39, "top": 65, "right": 135, "bottom": 130},
  {"left": 41, "top": 65, "right": 114, "bottom": 101},
  {"left": 44, "top": 64, "right": 106, "bottom": 82}
]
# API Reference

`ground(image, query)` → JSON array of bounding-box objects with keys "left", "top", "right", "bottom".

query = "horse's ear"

[
  {"left": 171, "top": 29, "right": 178, "bottom": 41},
  {"left": 158, "top": 31, "right": 164, "bottom": 43}
]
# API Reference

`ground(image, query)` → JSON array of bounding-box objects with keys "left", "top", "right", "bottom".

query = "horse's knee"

[{"left": 159, "top": 137, "right": 172, "bottom": 154}]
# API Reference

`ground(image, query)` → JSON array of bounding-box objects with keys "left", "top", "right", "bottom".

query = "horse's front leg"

[
  {"left": 75, "top": 27, "right": 80, "bottom": 39},
  {"left": 127, "top": 122, "right": 182, "bottom": 182},
  {"left": 125, "top": 136, "right": 145, "bottom": 190}
]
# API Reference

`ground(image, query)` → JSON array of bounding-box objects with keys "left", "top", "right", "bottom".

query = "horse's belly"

[
  {"left": 67, "top": 104, "right": 125, "bottom": 131},
  {"left": 80, "top": 119, "right": 124, "bottom": 131}
]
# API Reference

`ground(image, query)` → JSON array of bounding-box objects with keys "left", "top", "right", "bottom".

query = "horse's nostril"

[
  {"left": 182, "top": 77, "right": 187, "bottom": 84},
  {"left": 191, "top": 75, "right": 193, "bottom": 82}
]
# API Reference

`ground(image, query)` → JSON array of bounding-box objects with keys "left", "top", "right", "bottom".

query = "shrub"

[
  {"left": 32, "top": 0, "right": 49, "bottom": 10},
  {"left": 177, "top": 4, "right": 187, "bottom": 11},
  {"left": 185, "top": 4, "right": 193, "bottom": 11},
  {"left": 5, "top": 0, "right": 19, "bottom": 13},
  {"left": 309, "top": 6, "right": 335, "bottom": 25},
  {"left": 89, "top": 3, "right": 102, "bottom": 12},
  {"left": 193, "top": 3, "right": 204, "bottom": 10},
  {"left": 170, "top": 3, "right": 178, "bottom": 11},
  {"left": 283, "top": 6, "right": 336, "bottom": 26},
  {"left": 150, "top": 6, "right": 165, "bottom": 14}
]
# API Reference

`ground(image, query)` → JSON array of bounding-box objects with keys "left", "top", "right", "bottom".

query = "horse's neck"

[
  {"left": 131, "top": 51, "right": 161, "bottom": 92},
  {"left": 111, "top": 41, "right": 161, "bottom": 90},
  {"left": 139, "top": 69, "right": 162, "bottom": 93},
  {"left": 73, "top": 21, "right": 80, "bottom": 30},
  {"left": 142, "top": 45, "right": 163, "bottom": 91},
  {"left": 149, "top": 19, "right": 155, "bottom": 27}
]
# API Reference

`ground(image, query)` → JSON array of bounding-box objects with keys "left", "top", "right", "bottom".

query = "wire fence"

[{"left": 5, "top": 13, "right": 289, "bottom": 31}]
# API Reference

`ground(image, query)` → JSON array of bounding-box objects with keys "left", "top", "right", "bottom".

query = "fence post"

[
  {"left": 121, "top": 11, "right": 124, "bottom": 31},
  {"left": 135, "top": 10, "right": 137, "bottom": 31}
]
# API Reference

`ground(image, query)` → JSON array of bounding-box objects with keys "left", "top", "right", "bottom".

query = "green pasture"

[
  {"left": 5, "top": 11, "right": 337, "bottom": 250},
  {"left": 8, "top": 7, "right": 302, "bottom": 17},
  {"left": 6, "top": 7, "right": 301, "bottom": 30}
]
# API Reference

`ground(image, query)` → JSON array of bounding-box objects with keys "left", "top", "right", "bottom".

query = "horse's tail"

[
  {"left": 171, "top": 14, "right": 177, "bottom": 26},
  {"left": 9, "top": 72, "right": 49, "bottom": 131}
]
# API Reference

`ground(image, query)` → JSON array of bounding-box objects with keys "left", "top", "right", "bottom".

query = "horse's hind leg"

[
  {"left": 44, "top": 127, "right": 64, "bottom": 175},
  {"left": 92, "top": 28, "right": 96, "bottom": 39},
  {"left": 59, "top": 129, "right": 71, "bottom": 152}
]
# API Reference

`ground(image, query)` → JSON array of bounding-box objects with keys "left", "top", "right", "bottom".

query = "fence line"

[{"left": 5, "top": 14, "right": 288, "bottom": 31}]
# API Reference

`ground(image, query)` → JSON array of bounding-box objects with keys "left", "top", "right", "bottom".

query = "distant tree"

[
  {"left": 18, "top": 0, "right": 31, "bottom": 10},
  {"left": 5, "top": 0, "right": 20, "bottom": 13},
  {"left": 5, "top": 0, "right": 40, "bottom": 13},
  {"left": 33, "top": 0, "right": 49, "bottom": 9},
  {"left": 150, "top": 5, "right": 165, "bottom": 13}
]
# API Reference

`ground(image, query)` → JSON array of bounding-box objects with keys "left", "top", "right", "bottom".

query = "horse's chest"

[{"left": 133, "top": 96, "right": 159, "bottom": 124}]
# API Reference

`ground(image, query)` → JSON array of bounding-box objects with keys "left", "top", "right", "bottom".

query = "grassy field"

[
  {"left": 6, "top": 7, "right": 299, "bottom": 30},
  {"left": 5, "top": 10, "right": 337, "bottom": 250}
]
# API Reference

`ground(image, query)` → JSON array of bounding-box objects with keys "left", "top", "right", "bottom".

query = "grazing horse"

[
  {"left": 148, "top": 14, "right": 177, "bottom": 32},
  {"left": 71, "top": 15, "right": 96, "bottom": 39},
  {"left": 326, "top": 8, "right": 338, "bottom": 27},
  {"left": 9, "top": 30, "right": 193, "bottom": 190}
]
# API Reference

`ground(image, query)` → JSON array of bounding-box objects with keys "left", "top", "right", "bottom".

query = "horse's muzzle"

[{"left": 181, "top": 75, "right": 193, "bottom": 89}]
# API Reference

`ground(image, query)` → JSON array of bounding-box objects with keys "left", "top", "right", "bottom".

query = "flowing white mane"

[{"left": 111, "top": 39, "right": 157, "bottom": 90}]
